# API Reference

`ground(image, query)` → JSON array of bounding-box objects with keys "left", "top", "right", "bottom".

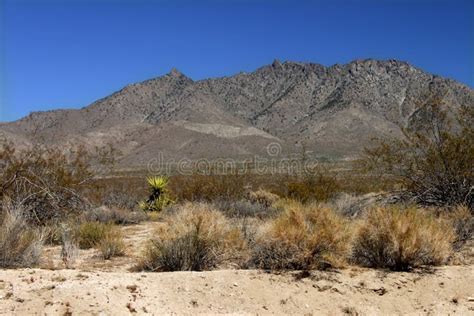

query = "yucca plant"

[{"left": 139, "top": 176, "right": 173, "bottom": 212}]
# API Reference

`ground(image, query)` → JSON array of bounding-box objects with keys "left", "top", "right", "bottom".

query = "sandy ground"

[
  {"left": 1, "top": 266, "right": 473, "bottom": 315},
  {"left": 1, "top": 222, "right": 473, "bottom": 315}
]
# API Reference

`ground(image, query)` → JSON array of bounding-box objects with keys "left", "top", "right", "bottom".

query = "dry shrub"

[
  {"left": 98, "top": 228, "right": 126, "bottom": 259},
  {"left": 286, "top": 169, "right": 341, "bottom": 203},
  {"left": 137, "top": 202, "right": 246, "bottom": 271},
  {"left": 251, "top": 203, "right": 352, "bottom": 270},
  {"left": 0, "top": 142, "right": 92, "bottom": 225},
  {"left": 0, "top": 207, "right": 43, "bottom": 268},
  {"left": 60, "top": 225, "right": 78, "bottom": 268},
  {"left": 363, "top": 101, "right": 473, "bottom": 209},
  {"left": 102, "top": 190, "right": 139, "bottom": 211},
  {"left": 352, "top": 207, "right": 454, "bottom": 271},
  {"left": 443, "top": 205, "right": 473, "bottom": 250},
  {"left": 76, "top": 222, "right": 112, "bottom": 249},
  {"left": 247, "top": 189, "right": 279, "bottom": 208},
  {"left": 169, "top": 174, "right": 248, "bottom": 202},
  {"left": 82, "top": 206, "right": 147, "bottom": 225},
  {"left": 213, "top": 197, "right": 282, "bottom": 220}
]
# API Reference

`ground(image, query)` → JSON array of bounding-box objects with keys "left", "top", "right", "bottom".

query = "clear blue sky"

[{"left": 0, "top": 0, "right": 473, "bottom": 122}]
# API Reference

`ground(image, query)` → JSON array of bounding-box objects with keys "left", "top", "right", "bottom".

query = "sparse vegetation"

[
  {"left": 0, "top": 206, "right": 43, "bottom": 268},
  {"left": 443, "top": 205, "right": 474, "bottom": 250},
  {"left": 60, "top": 224, "right": 78, "bottom": 269},
  {"left": 98, "top": 228, "right": 126, "bottom": 259},
  {"left": 250, "top": 203, "right": 352, "bottom": 270},
  {"left": 76, "top": 222, "right": 112, "bottom": 249},
  {"left": 363, "top": 101, "right": 473, "bottom": 209},
  {"left": 286, "top": 167, "right": 341, "bottom": 203},
  {"left": 137, "top": 202, "right": 246, "bottom": 271},
  {"left": 352, "top": 206, "right": 454, "bottom": 271},
  {"left": 0, "top": 142, "right": 92, "bottom": 225},
  {"left": 82, "top": 206, "right": 147, "bottom": 225}
]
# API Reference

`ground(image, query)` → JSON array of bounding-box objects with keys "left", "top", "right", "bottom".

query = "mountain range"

[{"left": 1, "top": 59, "right": 473, "bottom": 168}]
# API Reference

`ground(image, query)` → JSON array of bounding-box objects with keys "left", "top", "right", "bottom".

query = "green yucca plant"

[
  {"left": 147, "top": 176, "right": 168, "bottom": 190},
  {"left": 140, "top": 176, "right": 173, "bottom": 212}
]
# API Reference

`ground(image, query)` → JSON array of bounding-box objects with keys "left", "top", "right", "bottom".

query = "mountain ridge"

[{"left": 1, "top": 59, "right": 473, "bottom": 168}]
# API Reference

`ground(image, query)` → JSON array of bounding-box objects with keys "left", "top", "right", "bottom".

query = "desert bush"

[
  {"left": 443, "top": 205, "right": 474, "bottom": 250},
  {"left": 286, "top": 168, "right": 341, "bottom": 203},
  {"left": 60, "top": 224, "right": 78, "bottom": 268},
  {"left": 83, "top": 176, "right": 147, "bottom": 209},
  {"left": 82, "top": 206, "right": 147, "bottom": 225},
  {"left": 139, "top": 176, "right": 173, "bottom": 212},
  {"left": 250, "top": 203, "right": 352, "bottom": 270},
  {"left": 0, "top": 142, "right": 92, "bottom": 224},
  {"left": 363, "top": 100, "right": 473, "bottom": 209},
  {"left": 97, "top": 228, "right": 126, "bottom": 259},
  {"left": 213, "top": 198, "right": 282, "bottom": 219},
  {"left": 0, "top": 206, "right": 43, "bottom": 268},
  {"left": 76, "top": 222, "right": 112, "bottom": 249},
  {"left": 352, "top": 206, "right": 454, "bottom": 271},
  {"left": 246, "top": 189, "right": 280, "bottom": 208},
  {"left": 102, "top": 190, "right": 138, "bottom": 211},
  {"left": 169, "top": 173, "right": 251, "bottom": 202},
  {"left": 137, "top": 202, "right": 246, "bottom": 271}
]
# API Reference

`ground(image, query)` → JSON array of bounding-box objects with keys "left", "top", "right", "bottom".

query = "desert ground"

[{"left": 1, "top": 222, "right": 473, "bottom": 316}]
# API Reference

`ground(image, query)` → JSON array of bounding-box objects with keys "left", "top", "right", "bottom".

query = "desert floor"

[{"left": 1, "top": 222, "right": 473, "bottom": 315}]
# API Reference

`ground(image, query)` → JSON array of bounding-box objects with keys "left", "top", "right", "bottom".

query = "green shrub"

[{"left": 76, "top": 222, "right": 111, "bottom": 249}]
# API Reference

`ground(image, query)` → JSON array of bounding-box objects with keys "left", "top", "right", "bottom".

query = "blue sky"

[{"left": 0, "top": 0, "right": 472, "bottom": 122}]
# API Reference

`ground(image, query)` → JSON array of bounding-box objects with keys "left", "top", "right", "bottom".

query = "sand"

[{"left": 1, "top": 222, "right": 473, "bottom": 315}]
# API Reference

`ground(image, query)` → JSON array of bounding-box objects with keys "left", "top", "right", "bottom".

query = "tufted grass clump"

[
  {"left": 0, "top": 207, "right": 43, "bottom": 268},
  {"left": 97, "top": 228, "right": 126, "bottom": 259},
  {"left": 250, "top": 202, "right": 352, "bottom": 270},
  {"left": 352, "top": 206, "right": 454, "bottom": 271},
  {"left": 136, "top": 202, "right": 246, "bottom": 271}
]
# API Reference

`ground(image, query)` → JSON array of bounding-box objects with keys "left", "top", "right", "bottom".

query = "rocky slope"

[{"left": 1, "top": 59, "right": 472, "bottom": 168}]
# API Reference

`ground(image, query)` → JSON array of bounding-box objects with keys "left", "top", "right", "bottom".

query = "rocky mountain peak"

[{"left": 1, "top": 59, "right": 472, "bottom": 166}]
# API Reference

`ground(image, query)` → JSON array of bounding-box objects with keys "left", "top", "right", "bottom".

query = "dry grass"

[
  {"left": 136, "top": 202, "right": 247, "bottom": 271},
  {"left": 246, "top": 189, "right": 280, "bottom": 208},
  {"left": 352, "top": 206, "right": 455, "bottom": 271},
  {"left": 250, "top": 202, "right": 352, "bottom": 270},
  {"left": 0, "top": 207, "right": 43, "bottom": 268},
  {"left": 443, "top": 205, "right": 473, "bottom": 250},
  {"left": 76, "top": 222, "right": 112, "bottom": 249},
  {"left": 97, "top": 228, "right": 126, "bottom": 260},
  {"left": 82, "top": 206, "right": 147, "bottom": 225}
]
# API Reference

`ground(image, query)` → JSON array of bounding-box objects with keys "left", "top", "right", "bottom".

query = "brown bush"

[
  {"left": 286, "top": 168, "right": 341, "bottom": 203},
  {"left": 0, "top": 142, "right": 92, "bottom": 224},
  {"left": 169, "top": 174, "right": 248, "bottom": 202},
  {"left": 352, "top": 206, "right": 454, "bottom": 271},
  {"left": 82, "top": 206, "right": 147, "bottom": 225},
  {"left": 97, "top": 228, "right": 126, "bottom": 260},
  {"left": 246, "top": 189, "right": 280, "bottom": 208},
  {"left": 443, "top": 205, "right": 474, "bottom": 250},
  {"left": 0, "top": 206, "right": 43, "bottom": 268},
  {"left": 251, "top": 203, "right": 352, "bottom": 270},
  {"left": 363, "top": 100, "right": 473, "bottom": 209},
  {"left": 136, "top": 202, "right": 246, "bottom": 271}
]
